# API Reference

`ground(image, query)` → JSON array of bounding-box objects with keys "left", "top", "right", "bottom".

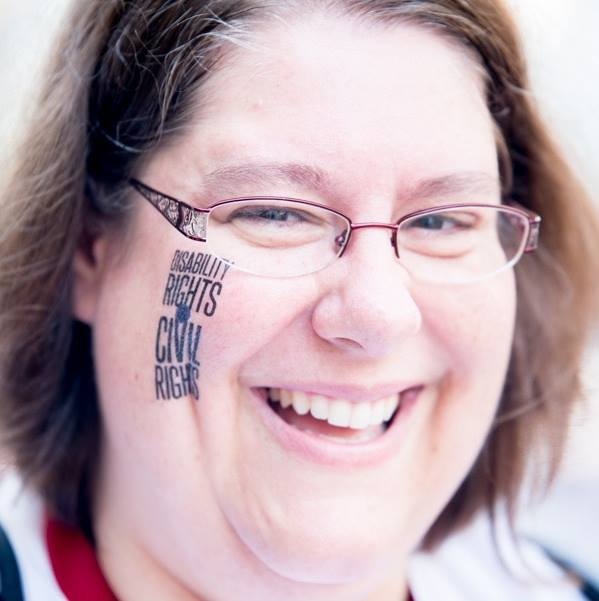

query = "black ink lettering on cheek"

[
  {"left": 152, "top": 313, "right": 202, "bottom": 401},
  {"left": 174, "top": 304, "right": 190, "bottom": 363},
  {"left": 153, "top": 250, "right": 229, "bottom": 400},
  {"left": 204, "top": 281, "right": 222, "bottom": 317},
  {"left": 188, "top": 321, "right": 201, "bottom": 366},
  {"left": 170, "top": 250, "right": 180, "bottom": 271},
  {"left": 181, "top": 276, "right": 201, "bottom": 308},
  {"left": 162, "top": 273, "right": 176, "bottom": 305},
  {"left": 155, "top": 365, "right": 167, "bottom": 399},
  {"left": 155, "top": 316, "right": 169, "bottom": 363},
  {"left": 194, "top": 279, "right": 212, "bottom": 315}
]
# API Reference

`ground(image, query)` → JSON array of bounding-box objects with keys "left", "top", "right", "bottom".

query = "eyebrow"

[
  {"left": 202, "top": 161, "right": 500, "bottom": 202},
  {"left": 203, "top": 162, "right": 328, "bottom": 196},
  {"left": 403, "top": 171, "right": 501, "bottom": 202}
]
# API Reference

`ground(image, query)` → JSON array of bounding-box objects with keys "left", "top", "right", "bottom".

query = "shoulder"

[
  {"left": 0, "top": 469, "right": 66, "bottom": 601},
  {"left": 408, "top": 510, "right": 586, "bottom": 601}
]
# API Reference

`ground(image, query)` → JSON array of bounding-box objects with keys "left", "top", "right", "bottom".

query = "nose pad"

[
  {"left": 334, "top": 231, "right": 347, "bottom": 250},
  {"left": 390, "top": 228, "right": 400, "bottom": 258}
]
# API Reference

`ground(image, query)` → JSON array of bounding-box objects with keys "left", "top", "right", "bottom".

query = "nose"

[{"left": 311, "top": 227, "right": 422, "bottom": 358}]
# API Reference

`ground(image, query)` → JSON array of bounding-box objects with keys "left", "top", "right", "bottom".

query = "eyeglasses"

[{"left": 130, "top": 178, "right": 541, "bottom": 283}]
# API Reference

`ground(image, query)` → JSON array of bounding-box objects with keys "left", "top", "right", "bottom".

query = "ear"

[{"left": 72, "top": 228, "right": 109, "bottom": 326}]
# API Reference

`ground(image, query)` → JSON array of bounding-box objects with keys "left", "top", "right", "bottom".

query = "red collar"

[{"left": 45, "top": 515, "right": 118, "bottom": 601}]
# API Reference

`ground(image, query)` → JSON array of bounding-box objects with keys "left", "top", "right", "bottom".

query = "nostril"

[{"left": 331, "top": 337, "right": 363, "bottom": 350}]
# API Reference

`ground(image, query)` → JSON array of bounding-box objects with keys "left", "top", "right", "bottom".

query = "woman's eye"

[
  {"left": 229, "top": 206, "right": 311, "bottom": 225},
  {"left": 409, "top": 212, "right": 475, "bottom": 231}
]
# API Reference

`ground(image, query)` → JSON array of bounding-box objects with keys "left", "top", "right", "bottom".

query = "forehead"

[{"left": 151, "top": 13, "right": 498, "bottom": 206}]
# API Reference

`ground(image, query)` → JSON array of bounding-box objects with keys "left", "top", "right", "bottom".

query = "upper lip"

[{"left": 260, "top": 382, "right": 424, "bottom": 403}]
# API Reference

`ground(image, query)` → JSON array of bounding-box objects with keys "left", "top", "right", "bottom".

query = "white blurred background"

[{"left": 0, "top": 0, "right": 598, "bottom": 578}]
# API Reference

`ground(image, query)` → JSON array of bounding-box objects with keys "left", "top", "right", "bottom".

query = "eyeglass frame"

[{"left": 129, "top": 177, "right": 541, "bottom": 274}]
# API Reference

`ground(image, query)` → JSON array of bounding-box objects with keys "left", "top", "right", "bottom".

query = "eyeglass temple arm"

[
  {"left": 524, "top": 215, "right": 541, "bottom": 253},
  {"left": 508, "top": 200, "right": 541, "bottom": 253},
  {"left": 130, "top": 178, "right": 209, "bottom": 241}
]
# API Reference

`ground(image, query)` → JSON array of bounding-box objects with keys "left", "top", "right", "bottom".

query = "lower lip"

[{"left": 249, "top": 387, "right": 422, "bottom": 468}]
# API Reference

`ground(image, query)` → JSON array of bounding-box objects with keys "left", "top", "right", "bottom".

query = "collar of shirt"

[{"left": 45, "top": 515, "right": 118, "bottom": 601}]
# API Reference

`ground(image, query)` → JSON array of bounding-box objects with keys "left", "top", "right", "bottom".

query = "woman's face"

[{"left": 79, "top": 13, "right": 516, "bottom": 600}]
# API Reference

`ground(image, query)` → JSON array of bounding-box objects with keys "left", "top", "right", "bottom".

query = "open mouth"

[{"left": 262, "top": 387, "right": 419, "bottom": 445}]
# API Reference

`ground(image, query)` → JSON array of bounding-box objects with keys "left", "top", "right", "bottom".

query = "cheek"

[
  {"left": 420, "top": 273, "right": 517, "bottom": 374},
  {"left": 195, "top": 271, "right": 319, "bottom": 381},
  {"left": 93, "top": 234, "right": 310, "bottom": 433},
  {"left": 91, "top": 241, "right": 249, "bottom": 519},
  {"left": 102, "top": 244, "right": 243, "bottom": 397},
  {"left": 410, "top": 273, "right": 517, "bottom": 519},
  {"left": 91, "top": 226, "right": 239, "bottom": 431}
]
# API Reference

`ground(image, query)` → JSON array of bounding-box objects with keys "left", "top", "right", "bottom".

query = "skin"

[{"left": 74, "top": 12, "right": 516, "bottom": 601}]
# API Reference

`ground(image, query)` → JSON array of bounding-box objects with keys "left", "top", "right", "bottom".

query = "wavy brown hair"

[{"left": 1, "top": 0, "right": 598, "bottom": 548}]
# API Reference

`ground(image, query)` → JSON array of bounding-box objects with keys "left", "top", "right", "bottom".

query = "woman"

[{"left": 0, "top": 1, "right": 597, "bottom": 599}]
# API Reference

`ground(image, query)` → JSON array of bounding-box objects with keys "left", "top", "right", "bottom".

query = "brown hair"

[{"left": 1, "top": 0, "right": 598, "bottom": 547}]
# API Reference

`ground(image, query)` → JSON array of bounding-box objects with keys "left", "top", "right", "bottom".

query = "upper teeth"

[{"left": 269, "top": 388, "right": 399, "bottom": 430}]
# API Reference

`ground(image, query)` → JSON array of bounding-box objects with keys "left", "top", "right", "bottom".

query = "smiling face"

[{"left": 77, "top": 12, "right": 516, "bottom": 601}]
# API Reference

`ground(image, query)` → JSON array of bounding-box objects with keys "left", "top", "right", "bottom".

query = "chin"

[{"left": 230, "top": 508, "right": 404, "bottom": 584}]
